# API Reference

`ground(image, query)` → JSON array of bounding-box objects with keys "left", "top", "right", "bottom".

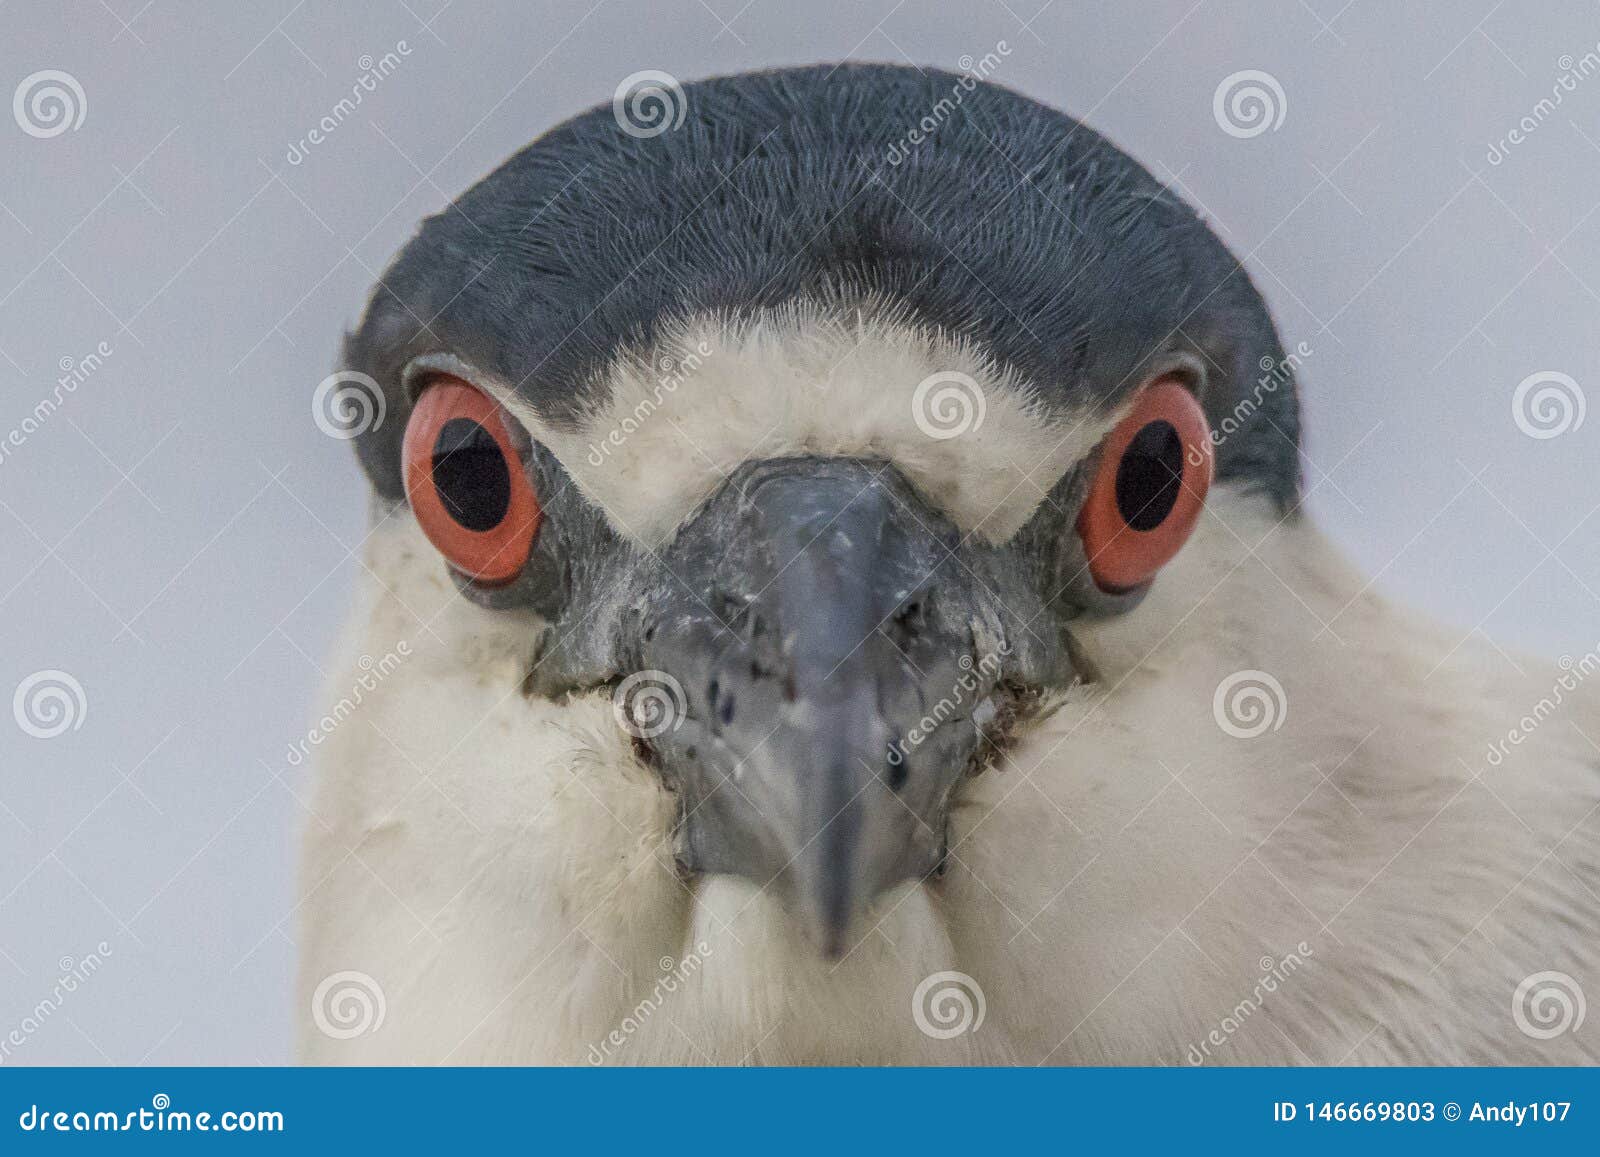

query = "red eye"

[
  {"left": 402, "top": 377, "right": 541, "bottom": 585},
  {"left": 1076, "top": 378, "right": 1212, "bottom": 593}
]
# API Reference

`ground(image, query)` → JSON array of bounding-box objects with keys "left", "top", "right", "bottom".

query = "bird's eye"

[
  {"left": 402, "top": 377, "right": 541, "bottom": 585},
  {"left": 1076, "top": 377, "right": 1212, "bottom": 592}
]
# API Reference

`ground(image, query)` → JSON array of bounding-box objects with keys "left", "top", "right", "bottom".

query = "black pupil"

[
  {"left": 432, "top": 417, "right": 510, "bottom": 532},
  {"left": 1114, "top": 419, "right": 1184, "bottom": 531}
]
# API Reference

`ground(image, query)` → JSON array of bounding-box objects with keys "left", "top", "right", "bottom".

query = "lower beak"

[{"left": 622, "top": 459, "right": 1009, "bottom": 956}]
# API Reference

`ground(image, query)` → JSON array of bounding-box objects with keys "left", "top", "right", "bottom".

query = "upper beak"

[{"left": 622, "top": 458, "right": 1010, "bottom": 956}]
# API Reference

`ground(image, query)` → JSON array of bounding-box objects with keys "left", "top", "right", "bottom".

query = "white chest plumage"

[{"left": 297, "top": 481, "right": 1600, "bottom": 1064}]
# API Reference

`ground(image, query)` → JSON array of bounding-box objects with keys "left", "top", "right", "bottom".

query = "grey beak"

[{"left": 623, "top": 459, "right": 1010, "bottom": 956}]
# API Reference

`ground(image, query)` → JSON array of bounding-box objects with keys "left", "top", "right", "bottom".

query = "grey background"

[{"left": 1, "top": 0, "right": 1595, "bottom": 1064}]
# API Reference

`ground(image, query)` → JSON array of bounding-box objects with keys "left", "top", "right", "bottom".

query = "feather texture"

[{"left": 299, "top": 484, "right": 1600, "bottom": 1064}]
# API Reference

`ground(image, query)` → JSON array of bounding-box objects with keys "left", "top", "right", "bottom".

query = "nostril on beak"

[
  {"left": 886, "top": 741, "right": 909, "bottom": 791},
  {"left": 707, "top": 676, "right": 737, "bottom": 730}
]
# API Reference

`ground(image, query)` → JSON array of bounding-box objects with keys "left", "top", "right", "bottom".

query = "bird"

[{"left": 297, "top": 63, "right": 1599, "bottom": 1065}]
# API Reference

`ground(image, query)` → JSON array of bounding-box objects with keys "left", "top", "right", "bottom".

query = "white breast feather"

[{"left": 297, "top": 471, "right": 1600, "bottom": 1065}]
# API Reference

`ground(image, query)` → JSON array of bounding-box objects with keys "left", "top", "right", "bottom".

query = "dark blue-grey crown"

[{"left": 345, "top": 63, "right": 1300, "bottom": 508}]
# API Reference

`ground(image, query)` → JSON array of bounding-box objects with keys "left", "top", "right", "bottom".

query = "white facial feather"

[
  {"left": 480, "top": 301, "right": 1118, "bottom": 546},
  {"left": 299, "top": 482, "right": 1600, "bottom": 1065}
]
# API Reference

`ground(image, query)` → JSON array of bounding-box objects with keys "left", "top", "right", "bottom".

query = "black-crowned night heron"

[{"left": 299, "top": 65, "right": 1599, "bottom": 1065}]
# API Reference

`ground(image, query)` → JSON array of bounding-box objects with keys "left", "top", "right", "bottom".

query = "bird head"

[{"left": 337, "top": 64, "right": 1299, "bottom": 959}]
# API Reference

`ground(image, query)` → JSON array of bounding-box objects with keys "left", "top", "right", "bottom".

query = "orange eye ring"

[
  {"left": 402, "top": 377, "right": 541, "bottom": 585},
  {"left": 1076, "top": 378, "right": 1212, "bottom": 593}
]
